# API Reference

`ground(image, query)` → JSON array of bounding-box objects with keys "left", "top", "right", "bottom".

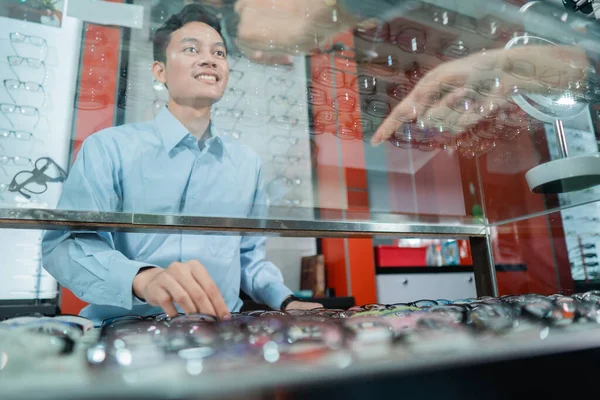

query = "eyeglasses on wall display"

[{"left": 0, "top": 25, "right": 68, "bottom": 306}]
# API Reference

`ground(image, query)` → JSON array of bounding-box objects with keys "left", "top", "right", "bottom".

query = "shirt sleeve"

[
  {"left": 239, "top": 159, "right": 293, "bottom": 310},
  {"left": 42, "top": 134, "right": 155, "bottom": 310}
]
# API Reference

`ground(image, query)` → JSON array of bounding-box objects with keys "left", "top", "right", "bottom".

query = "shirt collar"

[{"left": 155, "top": 106, "right": 227, "bottom": 157}]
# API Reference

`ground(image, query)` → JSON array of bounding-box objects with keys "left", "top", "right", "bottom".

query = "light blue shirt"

[{"left": 42, "top": 107, "right": 292, "bottom": 325}]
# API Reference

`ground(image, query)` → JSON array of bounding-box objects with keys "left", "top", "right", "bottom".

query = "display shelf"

[
  {"left": 410, "top": 0, "right": 600, "bottom": 54},
  {"left": 3, "top": 324, "right": 600, "bottom": 399},
  {"left": 0, "top": 299, "right": 59, "bottom": 320},
  {"left": 0, "top": 208, "right": 486, "bottom": 238}
]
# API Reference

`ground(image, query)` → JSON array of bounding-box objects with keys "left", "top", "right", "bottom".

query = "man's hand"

[
  {"left": 285, "top": 301, "right": 324, "bottom": 311},
  {"left": 371, "top": 45, "right": 590, "bottom": 146},
  {"left": 234, "top": 0, "right": 357, "bottom": 58},
  {"left": 132, "top": 260, "right": 230, "bottom": 319}
]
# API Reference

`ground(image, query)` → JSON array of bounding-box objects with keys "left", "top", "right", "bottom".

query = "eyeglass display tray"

[{"left": 2, "top": 322, "right": 600, "bottom": 399}]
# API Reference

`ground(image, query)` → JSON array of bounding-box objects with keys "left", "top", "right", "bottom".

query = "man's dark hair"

[{"left": 153, "top": 4, "right": 225, "bottom": 64}]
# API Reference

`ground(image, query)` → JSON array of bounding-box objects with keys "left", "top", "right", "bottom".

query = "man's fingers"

[
  {"left": 189, "top": 261, "right": 230, "bottom": 319},
  {"left": 426, "top": 88, "right": 481, "bottom": 131},
  {"left": 160, "top": 274, "right": 198, "bottom": 316},
  {"left": 200, "top": 276, "right": 229, "bottom": 319},
  {"left": 235, "top": 7, "right": 269, "bottom": 51},
  {"left": 453, "top": 89, "right": 511, "bottom": 131},
  {"left": 190, "top": 286, "right": 218, "bottom": 318},
  {"left": 233, "top": 0, "right": 250, "bottom": 14},
  {"left": 170, "top": 269, "right": 214, "bottom": 317},
  {"left": 246, "top": 50, "right": 294, "bottom": 66},
  {"left": 286, "top": 301, "right": 324, "bottom": 310},
  {"left": 236, "top": 5, "right": 288, "bottom": 54},
  {"left": 371, "top": 97, "right": 425, "bottom": 145},
  {"left": 371, "top": 114, "right": 401, "bottom": 145},
  {"left": 151, "top": 287, "right": 178, "bottom": 318}
]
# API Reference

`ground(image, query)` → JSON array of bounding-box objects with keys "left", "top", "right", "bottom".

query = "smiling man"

[{"left": 42, "top": 4, "right": 321, "bottom": 325}]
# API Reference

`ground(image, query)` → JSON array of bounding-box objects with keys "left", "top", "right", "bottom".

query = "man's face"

[{"left": 154, "top": 21, "right": 229, "bottom": 107}]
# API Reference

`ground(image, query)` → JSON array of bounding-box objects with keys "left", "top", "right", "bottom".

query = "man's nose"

[{"left": 196, "top": 53, "right": 217, "bottom": 68}]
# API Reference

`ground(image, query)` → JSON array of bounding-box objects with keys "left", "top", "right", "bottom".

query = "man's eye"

[
  {"left": 184, "top": 47, "right": 198, "bottom": 53},
  {"left": 215, "top": 50, "right": 226, "bottom": 57}
]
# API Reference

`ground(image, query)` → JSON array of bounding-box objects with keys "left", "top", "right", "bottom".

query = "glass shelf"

[
  {"left": 0, "top": 0, "right": 598, "bottom": 232},
  {"left": 0, "top": 208, "right": 486, "bottom": 238}
]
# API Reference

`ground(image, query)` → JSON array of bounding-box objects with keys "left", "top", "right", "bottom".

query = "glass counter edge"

[{"left": 0, "top": 208, "right": 486, "bottom": 237}]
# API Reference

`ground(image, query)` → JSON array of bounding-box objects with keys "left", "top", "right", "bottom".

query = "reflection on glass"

[
  {"left": 0, "top": 1, "right": 598, "bottom": 256},
  {"left": 6, "top": 5, "right": 600, "bottom": 388},
  {"left": 354, "top": 19, "right": 391, "bottom": 43},
  {"left": 405, "top": 61, "right": 434, "bottom": 85},
  {"left": 362, "top": 98, "right": 391, "bottom": 118},
  {"left": 437, "top": 40, "right": 470, "bottom": 61},
  {"left": 9, "top": 157, "right": 67, "bottom": 200},
  {"left": 395, "top": 25, "right": 427, "bottom": 54}
]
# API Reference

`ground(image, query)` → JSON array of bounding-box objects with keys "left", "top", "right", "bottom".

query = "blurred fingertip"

[{"left": 371, "top": 136, "right": 382, "bottom": 146}]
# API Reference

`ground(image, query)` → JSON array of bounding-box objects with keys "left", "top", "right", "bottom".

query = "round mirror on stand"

[{"left": 505, "top": 34, "right": 600, "bottom": 194}]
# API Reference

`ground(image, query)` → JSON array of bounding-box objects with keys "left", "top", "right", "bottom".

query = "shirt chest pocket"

[
  {"left": 206, "top": 235, "right": 240, "bottom": 261},
  {"left": 124, "top": 166, "right": 189, "bottom": 213}
]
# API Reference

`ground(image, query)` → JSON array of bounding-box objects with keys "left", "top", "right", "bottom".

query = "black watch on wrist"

[{"left": 280, "top": 295, "right": 300, "bottom": 311}]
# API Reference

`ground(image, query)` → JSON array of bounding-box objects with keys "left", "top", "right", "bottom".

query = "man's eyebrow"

[
  {"left": 180, "top": 38, "right": 226, "bottom": 48},
  {"left": 180, "top": 37, "right": 201, "bottom": 44}
]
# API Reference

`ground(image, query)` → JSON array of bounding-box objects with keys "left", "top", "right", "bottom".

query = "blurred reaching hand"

[
  {"left": 371, "top": 45, "right": 590, "bottom": 145},
  {"left": 234, "top": 0, "right": 356, "bottom": 59}
]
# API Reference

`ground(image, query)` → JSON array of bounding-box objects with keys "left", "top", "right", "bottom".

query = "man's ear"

[{"left": 152, "top": 61, "right": 167, "bottom": 85}]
